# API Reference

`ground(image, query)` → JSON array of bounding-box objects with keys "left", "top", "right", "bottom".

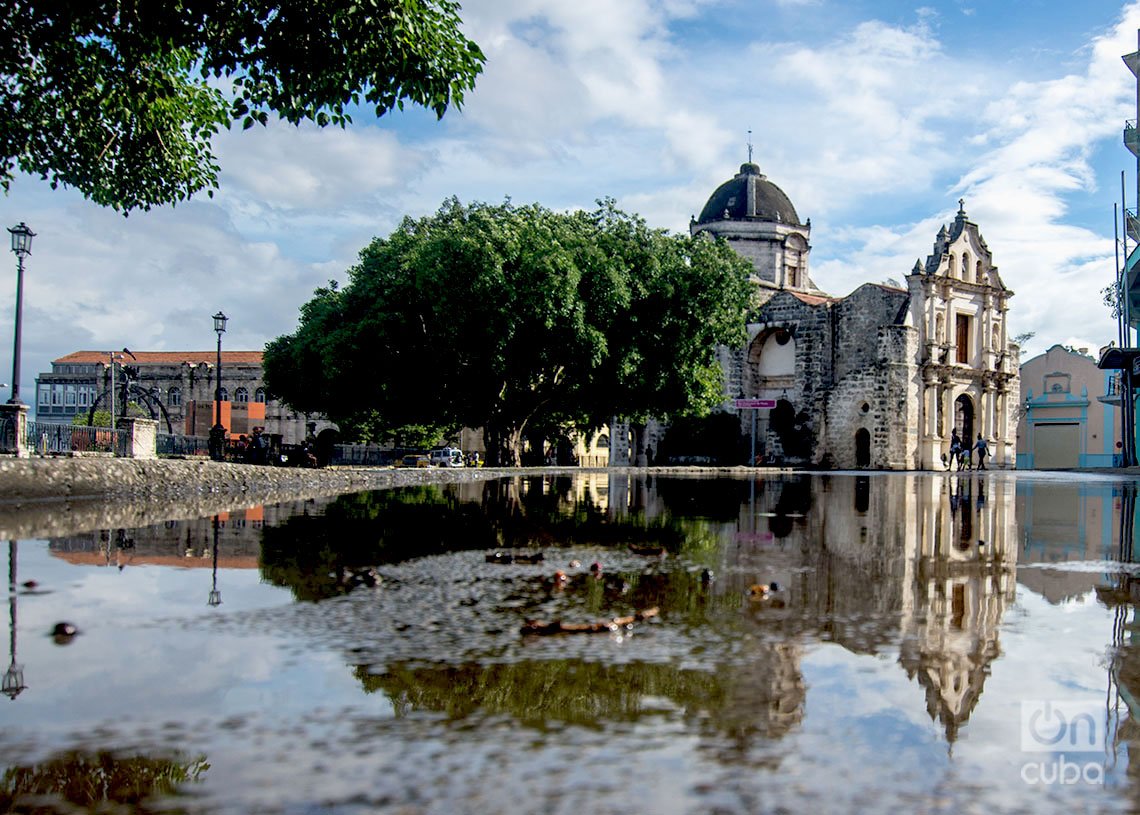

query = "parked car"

[
  {"left": 397, "top": 454, "right": 431, "bottom": 468},
  {"left": 429, "top": 447, "right": 464, "bottom": 467}
]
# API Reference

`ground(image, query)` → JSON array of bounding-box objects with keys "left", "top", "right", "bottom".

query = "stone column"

[
  {"left": 0, "top": 403, "right": 29, "bottom": 458},
  {"left": 118, "top": 417, "right": 158, "bottom": 460}
]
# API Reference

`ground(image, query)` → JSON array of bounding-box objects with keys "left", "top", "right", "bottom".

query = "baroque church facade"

[{"left": 612, "top": 161, "right": 1020, "bottom": 470}]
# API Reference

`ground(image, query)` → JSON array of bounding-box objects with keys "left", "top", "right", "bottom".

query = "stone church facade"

[{"left": 612, "top": 162, "right": 1019, "bottom": 470}]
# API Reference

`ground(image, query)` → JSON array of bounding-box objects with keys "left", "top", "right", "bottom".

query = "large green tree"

[
  {"left": 264, "top": 198, "right": 752, "bottom": 465},
  {"left": 0, "top": 0, "right": 484, "bottom": 212}
]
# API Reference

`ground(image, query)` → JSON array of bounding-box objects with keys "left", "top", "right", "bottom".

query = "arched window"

[
  {"left": 254, "top": 388, "right": 266, "bottom": 403},
  {"left": 234, "top": 387, "right": 249, "bottom": 403},
  {"left": 219, "top": 387, "right": 229, "bottom": 402},
  {"left": 976, "top": 260, "right": 984, "bottom": 283},
  {"left": 751, "top": 329, "right": 796, "bottom": 377},
  {"left": 168, "top": 387, "right": 182, "bottom": 407},
  {"left": 961, "top": 252, "right": 970, "bottom": 281}
]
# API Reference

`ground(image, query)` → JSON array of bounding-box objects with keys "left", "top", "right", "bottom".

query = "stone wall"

[
  {"left": 832, "top": 284, "right": 909, "bottom": 383},
  {"left": 0, "top": 458, "right": 509, "bottom": 539}
]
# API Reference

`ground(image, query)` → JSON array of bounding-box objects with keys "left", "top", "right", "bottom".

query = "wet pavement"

[{"left": 0, "top": 470, "right": 1137, "bottom": 813}]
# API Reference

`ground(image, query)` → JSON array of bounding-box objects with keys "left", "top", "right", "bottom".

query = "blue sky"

[{"left": 2, "top": 0, "right": 1140, "bottom": 402}]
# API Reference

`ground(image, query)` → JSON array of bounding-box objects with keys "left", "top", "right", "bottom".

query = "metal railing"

[
  {"left": 1127, "top": 207, "right": 1140, "bottom": 244},
  {"left": 27, "top": 420, "right": 127, "bottom": 456},
  {"left": 329, "top": 444, "right": 394, "bottom": 467},
  {"left": 156, "top": 433, "right": 211, "bottom": 458}
]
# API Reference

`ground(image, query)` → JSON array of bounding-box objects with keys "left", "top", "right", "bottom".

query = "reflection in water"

[
  {"left": 0, "top": 751, "right": 208, "bottom": 812},
  {"left": 310, "top": 472, "right": 1015, "bottom": 754},
  {"left": 10, "top": 471, "right": 1140, "bottom": 811},
  {"left": 208, "top": 515, "right": 222, "bottom": 607},
  {"left": 3, "top": 541, "right": 24, "bottom": 700}
]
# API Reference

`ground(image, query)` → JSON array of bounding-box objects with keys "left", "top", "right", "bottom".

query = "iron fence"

[
  {"left": 27, "top": 420, "right": 127, "bottom": 456},
  {"left": 330, "top": 444, "right": 395, "bottom": 467},
  {"left": 156, "top": 433, "right": 211, "bottom": 458}
]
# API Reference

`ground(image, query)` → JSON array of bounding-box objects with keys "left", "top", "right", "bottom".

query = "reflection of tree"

[
  {"left": 355, "top": 655, "right": 803, "bottom": 749},
  {"left": 0, "top": 750, "right": 208, "bottom": 811},
  {"left": 652, "top": 477, "right": 753, "bottom": 522},
  {"left": 260, "top": 487, "right": 500, "bottom": 601},
  {"left": 259, "top": 481, "right": 694, "bottom": 601}
]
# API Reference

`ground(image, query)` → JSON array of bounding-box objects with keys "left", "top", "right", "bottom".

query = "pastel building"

[{"left": 1018, "top": 344, "right": 1120, "bottom": 469}]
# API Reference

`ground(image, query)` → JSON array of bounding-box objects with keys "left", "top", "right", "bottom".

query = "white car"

[{"left": 429, "top": 447, "right": 464, "bottom": 467}]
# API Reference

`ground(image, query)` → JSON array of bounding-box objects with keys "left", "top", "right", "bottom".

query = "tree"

[
  {"left": 0, "top": 0, "right": 484, "bottom": 212},
  {"left": 264, "top": 198, "right": 752, "bottom": 465},
  {"left": 592, "top": 224, "right": 752, "bottom": 463},
  {"left": 1103, "top": 280, "right": 1124, "bottom": 320}
]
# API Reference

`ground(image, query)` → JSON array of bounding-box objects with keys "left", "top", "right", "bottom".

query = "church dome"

[{"left": 696, "top": 163, "right": 801, "bottom": 226}]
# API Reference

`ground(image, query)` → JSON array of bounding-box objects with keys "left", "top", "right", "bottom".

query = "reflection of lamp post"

[
  {"left": 3, "top": 541, "right": 25, "bottom": 700},
  {"left": 208, "top": 515, "right": 222, "bottom": 606},
  {"left": 6, "top": 223, "right": 34, "bottom": 405},
  {"left": 209, "top": 311, "right": 227, "bottom": 461}
]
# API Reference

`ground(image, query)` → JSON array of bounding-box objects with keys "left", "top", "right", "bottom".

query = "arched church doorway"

[
  {"left": 855, "top": 428, "right": 871, "bottom": 468},
  {"left": 954, "top": 395, "right": 974, "bottom": 446},
  {"left": 770, "top": 398, "right": 811, "bottom": 460}
]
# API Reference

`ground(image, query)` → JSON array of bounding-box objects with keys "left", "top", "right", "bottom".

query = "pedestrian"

[
  {"left": 250, "top": 426, "right": 266, "bottom": 465},
  {"left": 949, "top": 429, "right": 962, "bottom": 471},
  {"left": 974, "top": 433, "right": 988, "bottom": 470}
]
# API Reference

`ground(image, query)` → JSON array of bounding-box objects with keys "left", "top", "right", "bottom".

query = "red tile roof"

[
  {"left": 789, "top": 291, "right": 836, "bottom": 306},
  {"left": 54, "top": 350, "right": 265, "bottom": 365}
]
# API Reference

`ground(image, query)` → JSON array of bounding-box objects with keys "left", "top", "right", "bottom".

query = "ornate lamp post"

[
  {"left": 208, "top": 311, "right": 228, "bottom": 461},
  {"left": 3, "top": 541, "right": 25, "bottom": 700},
  {"left": 6, "top": 223, "right": 34, "bottom": 405},
  {"left": 208, "top": 515, "right": 222, "bottom": 606}
]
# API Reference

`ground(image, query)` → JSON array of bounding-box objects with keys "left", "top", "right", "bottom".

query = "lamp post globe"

[
  {"left": 209, "top": 311, "right": 228, "bottom": 461},
  {"left": 6, "top": 222, "right": 34, "bottom": 405}
]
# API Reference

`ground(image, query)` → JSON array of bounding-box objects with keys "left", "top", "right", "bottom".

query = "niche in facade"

[{"left": 751, "top": 328, "right": 796, "bottom": 378}]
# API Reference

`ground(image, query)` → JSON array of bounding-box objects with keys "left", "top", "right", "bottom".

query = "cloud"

[
  {"left": 215, "top": 122, "right": 430, "bottom": 211},
  {"left": 2, "top": 0, "right": 1140, "bottom": 400}
]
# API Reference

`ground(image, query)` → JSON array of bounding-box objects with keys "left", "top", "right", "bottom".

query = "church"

[{"left": 613, "top": 160, "right": 1020, "bottom": 470}]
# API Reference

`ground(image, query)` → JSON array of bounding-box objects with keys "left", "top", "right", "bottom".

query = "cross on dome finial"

[
  {"left": 747, "top": 130, "right": 753, "bottom": 164},
  {"left": 958, "top": 198, "right": 966, "bottom": 214}
]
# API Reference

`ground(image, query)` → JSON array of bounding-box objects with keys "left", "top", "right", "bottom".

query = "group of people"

[
  {"left": 233, "top": 426, "right": 270, "bottom": 464},
  {"left": 948, "top": 429, "right": 988, "bottom": 471}
]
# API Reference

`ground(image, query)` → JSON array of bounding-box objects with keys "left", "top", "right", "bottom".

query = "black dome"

[{"left": 696, "top": 163, "right": 801, "bottom": 226}]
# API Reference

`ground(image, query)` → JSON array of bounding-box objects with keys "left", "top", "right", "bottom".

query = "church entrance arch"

[
  {"left": 954, "top": 394, "right": 974, "bottom": 446},
  {"left": 855, "top": 428, "right": 871, "bottom": 468}
]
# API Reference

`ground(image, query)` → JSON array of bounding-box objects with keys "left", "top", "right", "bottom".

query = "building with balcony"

[
  {"left": 35, "top": 350, "right": 337, "bottom": 447},
  {"left": 1098, "top": 35, "right": 1140, "bottom": 466}
]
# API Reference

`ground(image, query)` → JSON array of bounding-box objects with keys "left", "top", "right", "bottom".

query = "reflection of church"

[
  {"left": 604, "top": 471, "right": 1017, "bottom": 743},
  {"left": 613, "top": 160, "right": 1020, "bottom": 469}
]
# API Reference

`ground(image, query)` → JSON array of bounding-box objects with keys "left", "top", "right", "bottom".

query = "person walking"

[
  {"left": 974, "top": 433, "right": 989, "bottom": 470},
  {"left": 949, "top": 429, "right": 962, "bottom": 471}
]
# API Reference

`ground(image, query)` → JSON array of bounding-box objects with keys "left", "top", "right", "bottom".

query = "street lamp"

[
  {"left": 209, "top": 311, "right": 228, "bottom": 460},
  {"left": 6, "top": 223, "right": 34, "bottom": 405}
]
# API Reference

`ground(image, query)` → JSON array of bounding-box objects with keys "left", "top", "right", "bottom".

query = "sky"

[{"left": 2, "top": 0, "right": 1140, "bottom": 404}]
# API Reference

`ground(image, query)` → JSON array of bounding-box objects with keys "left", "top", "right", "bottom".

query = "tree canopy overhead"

[
  {"left": 0, "top": 0, "right": 485, "bottom": 212},
  {"left": 263, "top": 197, "right": 753, "bottom": 465}
]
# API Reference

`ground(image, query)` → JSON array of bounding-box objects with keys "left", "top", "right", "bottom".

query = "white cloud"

[{"left": 2, "top": 0, "right": 1139, "bottom": 398}]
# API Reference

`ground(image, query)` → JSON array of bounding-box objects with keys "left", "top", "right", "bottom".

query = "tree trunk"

[
  {"left": 485, "top": 422, "right": 523, "bottom": 466},
  {"left": 632, "top": 422, "right": 648, "bottom": 468}
]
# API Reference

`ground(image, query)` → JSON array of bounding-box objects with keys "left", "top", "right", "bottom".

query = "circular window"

[
  {"left": 774, "top": 330, "right": 791, "bottom": 346},
  {"left": 861, "top": 402, "right": 870, "bottom": 414}
]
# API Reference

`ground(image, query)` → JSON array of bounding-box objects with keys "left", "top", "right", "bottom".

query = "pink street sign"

[{"left": 733, "top": 398, "right": 776, "bottom": 409}]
